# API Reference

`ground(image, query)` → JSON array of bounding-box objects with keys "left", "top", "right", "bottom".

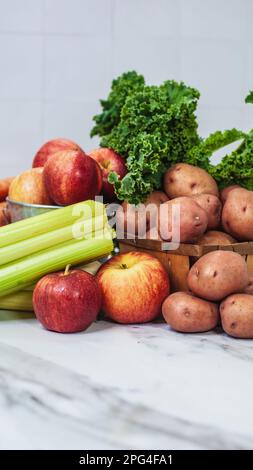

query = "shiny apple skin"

[
  {"left": 89, "top": 148, "right": 127, "bottom": 202},
  {"left": 32, "top": 138, "right": 81, "bottom": 168},
  {"left": 43, "top": 149, "right": 103, "bottom": 205},
  {"left": 8, "top": 167, "right": 53, "bottom": 205},
  {"left": 33, "top": 270, "right": 102, "bottom": 333},
  {"left": 96, "top": 251, "right": 170, "bottom": 324}
]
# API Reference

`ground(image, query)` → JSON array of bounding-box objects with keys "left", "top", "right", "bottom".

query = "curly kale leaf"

[
  {"left": 188, "top": 129, "right": 245, "bottom": 169},
  {"left": 211, "top": 129, "right": 253, "bottom": 190},
  {"left": 104, "top": 80, "right": 200, "bottom": 203},
  {"left": 90, "top": 71, "right": 145, "bottom": 138},
  {"left": 245, "top": 91, "right": 253, "bottom": 104}
]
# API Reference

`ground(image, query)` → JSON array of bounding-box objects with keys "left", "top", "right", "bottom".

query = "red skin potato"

[
  {"left": 222, "top": 188, "right": 253, "bottom": 241},
  {"left": 187, "top": 250, "right": 249, "bottom": 302},
  {"left": 220, "top": 185, "right": 241, "bottom": 204},
  {"left": 33, "top": 269, "right": 102, "bottom": 333},
  {"left": 44, "top": 149, "right": 103, "bottom": 205},
  {"left": 162, "top": 292, "right": 219, "bottom": 333},
  {"left": 116, "top": 191, "right": 169, "bottom": 238},
  {"left": 163, "top": 163, "right": 219, "bottom": 198},
  {"left": 89, "top": 148, "right": 127, "bottom": 202},
  {"left": 96, "top": 251, "right": 170, "bottom": 324},
  {"left": 116, "top": 201, "right": 148, "bottom": 238},
  {"left": 159, "top": 197, "right": 208, "bottom": 243},
  {"left": 32, "top": 138, "right": 82, "bottom": 168},
  {"left": 220, "top": 294, "right": 253, "bottom": 338},
  {"left": 197, "top": 230, "right": 237, "bottom": 246},
  {"left": 191, "top": 193, "right": 222, "bottom": 230},
  {"left": 146, "top": 226, "right": 162, "bottom": 241},
  {"left": 244, "top": 275, "right": 253, "bottom": 295}
]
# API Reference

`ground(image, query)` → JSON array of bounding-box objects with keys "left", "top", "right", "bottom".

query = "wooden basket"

[{"left": 119, "top": 238, "right": 253, "bottom": 292}]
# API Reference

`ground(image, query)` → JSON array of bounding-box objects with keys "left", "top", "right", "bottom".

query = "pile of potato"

[
  {"left": 118, "top": 162, "right": 253, "bottom": 339},
  {"left": 118, "top": 162, "right": 253, "bottom": 245},
  {"left": 162, "top": 250, "right": 253, "bottom": 338}
]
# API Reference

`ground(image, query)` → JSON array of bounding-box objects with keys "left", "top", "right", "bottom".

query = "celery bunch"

[{"left": 0, "top": 201, "right": 113, "bottom": 298}]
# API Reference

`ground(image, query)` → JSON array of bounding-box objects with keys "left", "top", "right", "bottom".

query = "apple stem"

[
  {"left": 120, "top": 263, "right": 128, "bottom": 269},
  {"left": 64, "top": 264, "right": 71, "bottom": 276}
]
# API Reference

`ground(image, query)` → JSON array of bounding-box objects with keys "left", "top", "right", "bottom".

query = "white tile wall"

[
  {"left": 113, "top": 0, "right": 179, "bottom": 38},
  {"left": 0, "top": 0, "right": 43, "bottom": 33},
  {"left": 0, "top": 35, "right": 43, "bottom": 100},
  {"left": 0, "top": 102, "right": 42, "bottom": 175},
  {"left": 179, "top": 39, "right": 246, "bottom": 106},
  {"left": 44, "top": 35, "right": 113, "bottom": 102},
  {"left": 113, "top": 36, "right": 179, "bottom": 85},
  {"left": 0, "top": 0, "right": 252, "bottom": 176},
  {"left": 180, "top": 0, "right": 246, "bottom": 40},
  {"left": 44, "top": 0, "right": 112, "bottom": 36},
  {"left": 43, "top": 101, "right": 101, "bottom": 151}
]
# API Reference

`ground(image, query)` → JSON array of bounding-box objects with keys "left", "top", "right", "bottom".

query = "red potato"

[
  {"left": 220, "top": 294, "right": 253, "bottom": 338},
  {"left": 116, "top": 201, "right": 148, "bottom": 238},
  {"left": 163, "top": 163, "right": 219, "bottom": 199},
  {"left": 0, "top": 177, "right": 14, "bottom": 202},
  {"left": 145, "top": 190, "right": 169, "bottom": 206},
  {"left": 197, "top": 230, "right": 237, "bottom": 246},
  {"left": 220, "top": 185, "right": 241, "bottom": 204},
  {"left": 162, "top": 292, "right": 219, "bottom": 333},
  {"left": 116, "top": 191, "right": 168, "bottom": 238},
  {"left": 192, "top": 194, "right": 222, "bottom": 230},
  {"left": 146, "top": 226, "right": 162, "bottom": 241},
  {"left": 222, "top": 188, "right": 253, "bottom": 241},
  {"left": 244, "top": 275, "right": 253, "bottom": 295},
  {"left": 187, "top": 250, "right": 249, "bottom": 302},
  {"left": 159, "top": 197, "right": 208, "bottom": 243},
  {"left": 145, "top": 190, "right": 169, "bottom": 231}
]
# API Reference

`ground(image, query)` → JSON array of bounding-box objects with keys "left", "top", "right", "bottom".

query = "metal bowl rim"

[{"left": 6, "top": 197, "right": 61, "bottom": 210}]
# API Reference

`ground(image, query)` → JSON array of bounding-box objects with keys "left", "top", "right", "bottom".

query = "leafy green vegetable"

[
  {"left": 91, "top": 76, "right": 253, "bottom": 202},
  {"left": 92, "top": 74, "right": 201, "bottom": 203},
  {"left": 187, "top": 129, "right": 245, "bottom": 169},
  {"left": 91, "top": 71, "right": 145, "bottom": 138},
  {"left": 211, "top": 130, "right": 253, "bottom": 190},
  {"left": 245, "top": 90, "right": 253, "bottom": 104}
]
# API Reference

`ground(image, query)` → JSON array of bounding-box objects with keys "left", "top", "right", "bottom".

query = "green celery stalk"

[
  {"left": 23, "top": 260, "right": 102, "bottom": 292},
  {"left": 0, "top": 200, "right": 105, "bottom": 249},
  {"left": 0, "top": 214, "right": 106, "bottom": 266},
  {"left": 0, "top": 260, "right": 104, "bottom": 312},
  {"left": 0, "top": 227, "right": 113, "bottom": 297},
  {"left": 0, "top": 291, "right": 33, "bottom": 311}
]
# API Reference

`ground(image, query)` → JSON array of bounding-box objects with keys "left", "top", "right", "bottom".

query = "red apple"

[
  {"left": 44, "top": 149, "right": 103, "bottom": 205},
  {"left": 8, "top": 168, "right": 53, "bottom": 205},
  {"left": 32, "top": 138, "right": 82, "bottom": 168},
  {"left": 33, "top": 268, "right": 102, "bottom": 333},
  {"left": 89, "top": 148, "right": 127, "bottom": 202},
  {"left": 96, "top": 251, "right": 170, "bottom": 324}
]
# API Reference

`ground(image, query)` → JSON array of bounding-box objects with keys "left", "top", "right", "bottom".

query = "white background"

[{"left": 0, "top": 0, "right": 252, "bottom": 176}]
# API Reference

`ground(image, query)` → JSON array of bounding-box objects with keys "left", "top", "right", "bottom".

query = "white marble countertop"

[{"left": 0, "top": 311, "right": 253, "bottom": 450}]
